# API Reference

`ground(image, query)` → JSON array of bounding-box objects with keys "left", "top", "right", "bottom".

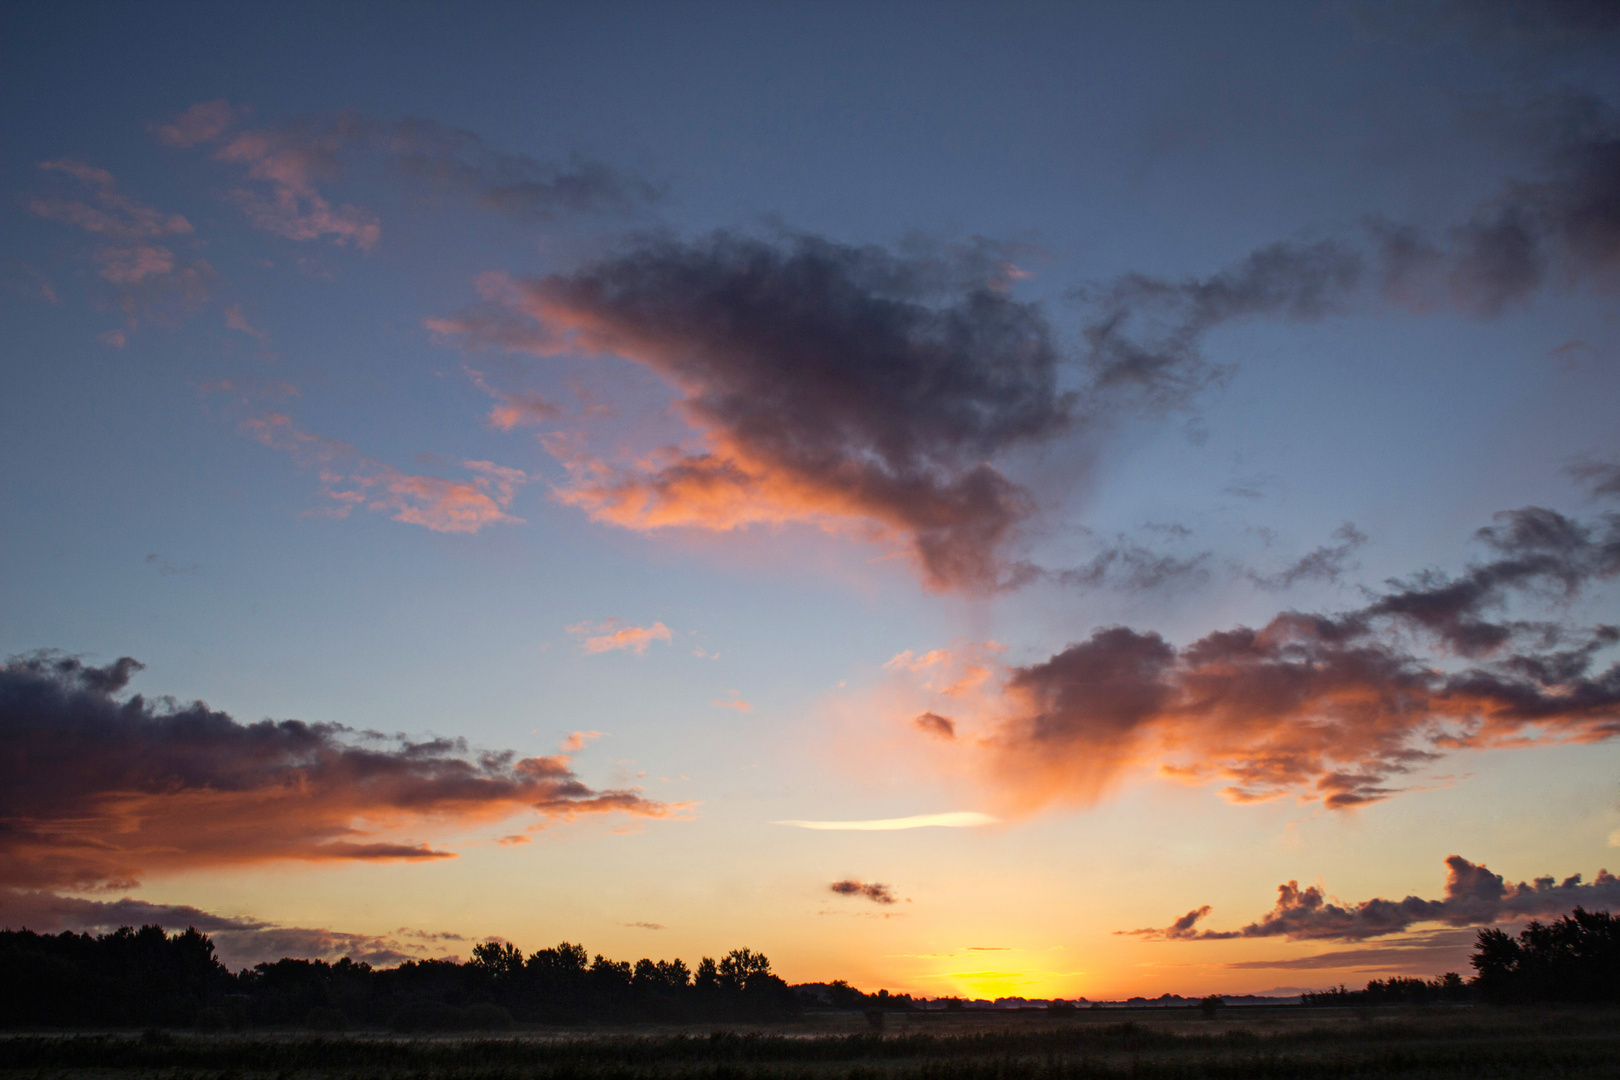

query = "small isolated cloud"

[
  {"left": 712, "top": 690, "right": 752, "bottom": 712},
  {"left": 224, "top": 303, "right": 271, "bottom": 345},
  {"left": 774, "top": 811, "right": 997, "bottom": 831},
  {"left": 913, "top": 711, "right": 957, "bottom": 739},
  {"left": 1120, "top": 855, "right": 1620, "bottom": 943},
  {"left": 560, "top": 730, "right": 602, "bottom": 752},
  {"left": 158, "top": 103, "right": 655, "bottom": 253},
  {"left": 625, "top": 921, "right": 664, "bottom": 930},
  {"left": 241, "top": 413, "right": 526, "bottom": 533},
  {"left": 830, "top": 880, "right": 897, "bottom": 905},
  {"left": 567, "top": 618, "right": 672, "bottom": 655}
]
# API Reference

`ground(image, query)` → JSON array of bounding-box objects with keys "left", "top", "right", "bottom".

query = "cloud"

[
  {"left": 774, "top": 811, "right": 998, "bottom": 830},
  {"left": 213, "top": 118, "right": 382, "bottom": 250},
  {"left": 1073, "top": 104, "right": 1620, "bottom": 396},
  {"left": 241, "top": 413, "right": 526, "bottom": 533},
  {"left": 429, "top": 232, "right": 1075, "bottom": 591},
  {"left": 566, "top": 619, "right": 673, "bottom": 655},
  {"left": 712, "top": 692, "right": 752, "bottom": 712},
  {"left": 625, "top": 921, "right": 664, "bottom": 930},
  {"left": 1055, "top": 539, "right": 1212, "bottom": 592},
  {"left": 1248, "top": 523, "right": 1369, "bottom": 590},
  {"left": 913, "top": 711, "right": 957, "bottom": 739},
  {"left": 1122, "top": 856, "right": 1620, "bottom": 942},
  {"left": 976, "top": 506, "right": 1620, "bottom": 810},
  {"left": 830, "top": 880, "right": 898, "bottom": 904},
  {"left": 0, "top": 651, "right": 677, "bottom": 890},
  {"left": 1567, "top": 458, "right": 1620, "bottom": 500},
  {"left": 30, "top": 161, "right": 213, "bottom": 337},
  {"left": 156, "top": 103, "right": 654, "bottom": 250},
  {"left": 0, "top": 888, "right": 461, "bottom": 970},
  {"left": 153, "top": 99, "right": 244, "bottom": 148},
  {"left": 1222, "top": 929, "right": 1478, "bottom": 973},
  {"left": 224, "top": 303, "right": 270, "bottom": 345},
  {"left": 1076, "top": 240, "right": 1363, "bottom": 412},
  {"left": 31, "top": 159, "right": 194, "bottom": 242}
]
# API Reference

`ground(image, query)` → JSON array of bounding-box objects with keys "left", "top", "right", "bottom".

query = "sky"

[{"left": 2, "top": 0, "right": 1619, "bottom": 1001}]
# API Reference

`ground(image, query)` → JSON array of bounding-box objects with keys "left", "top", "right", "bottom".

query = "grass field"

[{"left": 4, "top": 1007, "right": 1620, "bottom": 1079}]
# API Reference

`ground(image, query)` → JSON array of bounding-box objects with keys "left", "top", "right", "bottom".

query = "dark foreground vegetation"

[
  {"left": 1, "top": 906, "right": 1617, "bottom": 1045},
  {"left": 4, "top": 1009, "right": 1620, "bottom": 1080},
  {"left": 0, "top": 931, "right": 799, "bottom": 1030}
]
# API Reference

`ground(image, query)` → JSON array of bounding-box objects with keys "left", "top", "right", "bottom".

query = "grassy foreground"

[{"left": 3, "top": 1007, "right": 1619, "bottom": 1079}]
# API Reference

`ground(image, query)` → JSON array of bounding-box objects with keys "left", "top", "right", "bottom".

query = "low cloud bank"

[
  {"left": 1122, "top": 856, "right": 1620, "bottom": 942},
  {"left": 0, "top": 888, "right": 461, "bottom": 970},
  {"left": 0, "top": 652, "right": 675, "bottom": 890}
]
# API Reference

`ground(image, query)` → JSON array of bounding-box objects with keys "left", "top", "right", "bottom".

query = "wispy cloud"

[
  {"left": 241, "top": 413, "right": 526, "bottom": 533},
  {"left": 775, "top": 811, "right": 997, "bottom": 830},
  {"left": 567, "top": 619, "right": 673, "bottom": 655}
]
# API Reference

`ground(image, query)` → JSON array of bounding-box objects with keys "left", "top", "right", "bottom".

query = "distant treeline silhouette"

[
  {"left": 1301, "top": 908, "right": 1620, "bottom": 1006},
  {"left": 6, "top": 906, "right": 1619, "bottom": 1029},
  {"left": 0, "top": 928, "right": 800, "bottom": 1029}
]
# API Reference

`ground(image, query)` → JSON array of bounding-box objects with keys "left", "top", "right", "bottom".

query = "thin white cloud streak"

[{"left": 773, "top": 811, "right": 998, "bottom": 831}]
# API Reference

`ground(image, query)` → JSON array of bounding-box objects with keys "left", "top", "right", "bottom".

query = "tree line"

[
  {"left": 0, "top": 927, "right": 800, "bottom": 1029},
  {"left": 4, "top": 906, "right": 1617, "bottom": 1029}
]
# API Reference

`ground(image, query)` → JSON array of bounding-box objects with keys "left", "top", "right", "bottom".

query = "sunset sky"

[{"left": 3, "top": 0, "right": 1620, "bottom": 1001}]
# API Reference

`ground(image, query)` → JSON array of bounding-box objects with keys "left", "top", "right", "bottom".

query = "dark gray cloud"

[
  {"left": 830, "top": 880, "right": 898, "bottom": 905},
  {"left": 0, "top": 651, "right": 674, "bottom": 889},
  {"left": 1077, "top": 240, "right": 1363, "bottom": 412},
  {"left": 991, "top": 507, "right": 1620, "bottom": 809},
  {"left": 1123, "top": 856, "right": 1620, "bottom": 942},
  {"left": 433, "top": 232, "right": 1073, "bottom": 590},
  {"left": 912, "top": 711, "right": 957, "bottom": 739},
  {"left": 1057, "top": 540, "right": 1212, "bottom": 592},
  {"left": 1074, "top": 102, "right": 1620, "bottom": 400},
  {"left": 1568, "top": 457, "right": 1620, "bottom": 499}
]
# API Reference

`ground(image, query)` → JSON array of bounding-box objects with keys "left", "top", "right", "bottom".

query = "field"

[{"left": 4, "top": 1007, "right": 1620, "bottom": 1079}]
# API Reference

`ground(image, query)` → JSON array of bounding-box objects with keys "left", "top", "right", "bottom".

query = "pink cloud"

[
  {"left": 153, "top": 99, "right": 243, "bottom": 148},
  {"left": 567, "top": 618, "right": 673, "bottom": 655},
  {"left": 31, "top": 160, "right": 193, "bottom": 241},
  {"left": 241, "top": 414, "right": 527, "bottom": 533},
  {"left": 224, "top": 303, "right": 270, "bottom": 344},
  {"left": 214, "top": 122, "right": 381, "bottom": 250},
  {"left": 94, "top": 245, "right": 176, "bottom": 284}
]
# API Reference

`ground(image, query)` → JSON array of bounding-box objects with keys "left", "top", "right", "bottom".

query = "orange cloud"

[
  {"left": 567, "top": 619, "right": 673, "bottom": 655},
  {"left": 241, "top": 414, "right": 526, "bottom": 533},
  {"left": 0, "top": 654, "right": 681, "bottom": 891},
  {"left": 428, "top": 232, "right": 1072, "bottom": 592},
  {"left": 886, "top": 508, "right": 1620, "bottom": 813}
]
